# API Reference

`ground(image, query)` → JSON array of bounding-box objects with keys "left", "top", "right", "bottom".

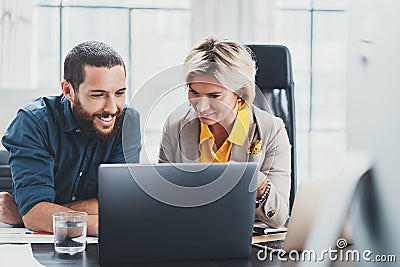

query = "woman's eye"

[
  {"left": 209, "top": 95, "right": 220, "bottom": 99},
  {"left": 189, "top": 88, "right": 198, "bottom": 95}
]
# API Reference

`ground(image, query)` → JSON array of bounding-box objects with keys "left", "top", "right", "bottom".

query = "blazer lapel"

[
  {"left": 230, "top": 122, "right": 257, "bottom": 162},
  {"left": 179, "top": 113, "right": 200, "bottom": 162}
]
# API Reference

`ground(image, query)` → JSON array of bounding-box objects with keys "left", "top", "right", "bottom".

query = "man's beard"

[{"left": 72, "top": 98, "right": 122, "bottom": 142}]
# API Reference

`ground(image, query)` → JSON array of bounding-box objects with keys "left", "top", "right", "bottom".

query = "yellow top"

[{"left": 199, "top": 106, "right": 250, "bottom": 162}]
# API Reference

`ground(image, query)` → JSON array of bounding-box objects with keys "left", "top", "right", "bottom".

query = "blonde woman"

[{"left": 159, "top": 37, "right": 291, "bottom": 227}]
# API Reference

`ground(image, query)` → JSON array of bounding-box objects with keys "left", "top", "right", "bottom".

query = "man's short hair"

[{"left": 64, "top": 41, "right": 126, "bottom": 91}]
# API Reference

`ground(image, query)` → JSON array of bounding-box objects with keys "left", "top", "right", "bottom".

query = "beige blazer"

[{"left": 158, "top": 104, "right": 291, "bottom": 227}]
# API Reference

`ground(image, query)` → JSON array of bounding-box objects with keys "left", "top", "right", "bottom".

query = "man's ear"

[{"left": 61, "top": 80, "right": 75, "bottom": 103}]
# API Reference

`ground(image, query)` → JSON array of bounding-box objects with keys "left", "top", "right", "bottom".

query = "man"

[{"left": 0, "top": 41, "right": 141, "bottom": 236}]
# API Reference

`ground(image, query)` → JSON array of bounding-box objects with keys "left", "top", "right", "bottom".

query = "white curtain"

[
  {"left": 0, "top": 0, "right": 33, "bottom": 89},
  {"left": 191, "top": 0, "right": 278, "bottom": 45}
]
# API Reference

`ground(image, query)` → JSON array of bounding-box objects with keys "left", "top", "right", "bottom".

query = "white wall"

[
  {"left": 0, "top": 0, "right": 33, "bottom": 89},
  {"left": 0, "top": 89, "right": 56, "bottom": 148},
  {"left": 191, "top": 0, "right": 278, "bottom": 44},
  {"left": 347, "top": 0, "right": 400, "bottom": 261}
]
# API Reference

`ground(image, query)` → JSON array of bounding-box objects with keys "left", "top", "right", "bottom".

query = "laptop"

[
  {"left": 252, "top": 151, "right": 371, "bottom": 256},
  {"left": 98, "top": 162, "right": 258, "bottom": 265},
  {"left": 253, "top": 178, "right": 333, "bottom": 252},
  {"left": 253, "top": 178, "right": 355, "bottom": 252}
]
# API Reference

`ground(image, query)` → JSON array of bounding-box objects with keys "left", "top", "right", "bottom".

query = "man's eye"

[
  {"left": 209, "top": 95, "right": 220, "bottom": 99},
  {"left": 116, "top": 91, "right": 125, "bottom": 96},
  {"left": 91, "top": 94, "right": 104, "bottom": 97}
]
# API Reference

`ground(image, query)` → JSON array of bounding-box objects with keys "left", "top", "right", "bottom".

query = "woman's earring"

[{"left": 238, "top": 98, "right": 244, "bottom": 109}]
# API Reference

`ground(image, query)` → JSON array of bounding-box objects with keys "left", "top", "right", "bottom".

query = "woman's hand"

[{"left": 257, "top": 178, "right": 269, "bottom": 199}]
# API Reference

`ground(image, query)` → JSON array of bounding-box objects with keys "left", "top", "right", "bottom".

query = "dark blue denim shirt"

[{"left": 1, "top": 94, "right": 141, "bottom": 216}]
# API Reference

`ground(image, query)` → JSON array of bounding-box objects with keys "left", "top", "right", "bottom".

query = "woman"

[{"left": 158, "top": 37, "right": 291, "bottom": 228}]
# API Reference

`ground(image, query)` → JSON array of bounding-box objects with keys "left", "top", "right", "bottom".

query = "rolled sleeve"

[
  {"left": 14, "top": 185, "right": 54, "bottom": 216},
  {"left": 2, "top": 110, "right": 56, "bottom": 216}
]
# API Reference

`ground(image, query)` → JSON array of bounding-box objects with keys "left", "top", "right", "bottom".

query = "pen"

[
  {"left": 264, "top": 229, "right": 287, "bottom": 235},
  {"left": 25, "top": 231, "right": 53, "bottom": 235}
]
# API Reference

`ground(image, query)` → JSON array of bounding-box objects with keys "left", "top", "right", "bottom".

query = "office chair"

[
  {"left": 0, "top": 149, "right": 12, "bottom": 193},
  {"left": 246, "top": 44, "right": 297, "bottom": 213}
]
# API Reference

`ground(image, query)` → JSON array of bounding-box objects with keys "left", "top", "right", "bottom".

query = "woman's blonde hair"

[{"left": 184, "top": 37, "right": 256, "bottom": 104}]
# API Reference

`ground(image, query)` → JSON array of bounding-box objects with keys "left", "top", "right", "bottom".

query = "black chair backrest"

[
  {"left": 246, "top": 44, "right": 297, "bottom": 213},
  {"left": 0, "top": 149, "right": 12, "bottom": 193}
]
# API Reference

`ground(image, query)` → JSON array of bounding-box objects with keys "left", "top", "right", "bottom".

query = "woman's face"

[{"left": 188, "top": 75, "right": 239, "bottom": 128}]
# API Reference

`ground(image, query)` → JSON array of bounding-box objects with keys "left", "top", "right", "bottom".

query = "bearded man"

[{"left": 0, "top": 41, "right": 141, "bottom": 236}]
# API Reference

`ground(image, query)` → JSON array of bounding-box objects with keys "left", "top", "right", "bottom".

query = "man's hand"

[
  {"left": 0, "top": 192, "right": 23, "bottom": 225},
  {"left": 62, "top": 198, "right": 98, "bottom": 215},
  {"left": 23, "top": 201, "right": 99, "bottom": 236}
]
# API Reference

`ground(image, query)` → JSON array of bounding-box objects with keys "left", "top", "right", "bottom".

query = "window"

[
  {"left": 275, "top": 0, "right": 348, "bottom": 179},
  {"left": 32, "top": 0, "right": 191, "bottom": 99}
]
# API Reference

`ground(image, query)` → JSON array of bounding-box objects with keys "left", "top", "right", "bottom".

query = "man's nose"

[{"left": 104, "top": 96, "right": 118, "bottom": 115}]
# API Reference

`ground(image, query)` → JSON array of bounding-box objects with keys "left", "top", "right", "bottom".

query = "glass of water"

[{"left": 52, "top": 211, "right": 87, "bottom": 255}]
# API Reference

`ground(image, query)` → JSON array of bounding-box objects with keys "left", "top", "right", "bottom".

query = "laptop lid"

[
  {"left": 283, "top": 178, "right": 331, "bottom": 252},
  {"left": 99, "top": 162, "right": 257, "bottom": 265},
  {"left": 252, "top": 178, "right": 333, "bottom": 252},
  {"left": 252, "top": 151, "right": 371, "bottom": 266},
  {"left": 298, "top": 151, "right": 372, "bottom": 267}
]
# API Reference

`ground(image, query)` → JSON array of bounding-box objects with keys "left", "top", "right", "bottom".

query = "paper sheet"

[
  {"left": 0, "top": 225, "right": 98, "bottom": 244},
  {"left": 0, "top": 244, "right": 44, "bottom": 266}
]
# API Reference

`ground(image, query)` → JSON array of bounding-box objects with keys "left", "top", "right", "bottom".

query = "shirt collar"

[
  {"left": 199, "top": 106, "right": 250, "bottom": 146},
  {"left": 228, "top": 106, "right": 250, "bottom": 146},
  {"left": 200, "top": 122, "right": 214, "bottom": 144},
  {"left": 61, "top": 95, "right": 79, "bottom": 132}
]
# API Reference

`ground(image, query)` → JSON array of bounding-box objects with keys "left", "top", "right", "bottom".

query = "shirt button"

[
  {"left": 72, "top": 196, "right": 76, "bottom": 201},
  {"left": 79, "top": 172, "right": 83, "bottom": 177},
  {"left": 75, "top": 129, "right": 81, "bottom": 133}
]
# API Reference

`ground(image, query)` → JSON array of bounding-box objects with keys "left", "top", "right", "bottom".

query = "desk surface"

[
  {"left": 32, "top": 244, "right": 284, "bottom": 267},
  {"left": 32, "top": 243, "right": 356, "bottom": 267}
]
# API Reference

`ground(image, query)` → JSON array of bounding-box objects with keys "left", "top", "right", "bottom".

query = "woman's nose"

[{"left": 197, "top": 97, "right": 210, "bottom": 113}]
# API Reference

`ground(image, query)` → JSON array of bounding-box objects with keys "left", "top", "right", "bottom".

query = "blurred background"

[
  {"left": 2, "top": 0, "right": 399, "bottom": 260},
  {"left": 0, "top": 0, "right": 349, "bottom": 182}
]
